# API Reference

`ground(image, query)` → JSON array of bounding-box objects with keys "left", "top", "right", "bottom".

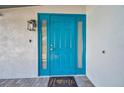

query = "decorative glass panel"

[
  {"left": 42, "top": 20, "right": 47, "bottom": 69},
  {"left": 77, "top": 21, "right": 83, "bottom": 68}
]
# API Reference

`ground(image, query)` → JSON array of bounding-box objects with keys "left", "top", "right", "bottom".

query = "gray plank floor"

[
  {"left": 74, "top": 76, "right": 94, "bottom": 87},
  {"left": 0, "top": 76, "right": 94, "bottom": 87}
]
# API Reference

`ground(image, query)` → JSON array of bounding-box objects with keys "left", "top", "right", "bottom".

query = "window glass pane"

[
  {"left": 42, "top": 20, "right": 47, "bottom": 69},
  {"left": 78, "top": 21, "right": 83, "bottom": 68}
]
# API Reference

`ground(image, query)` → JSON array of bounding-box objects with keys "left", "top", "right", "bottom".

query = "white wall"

[
  {"left": 0, "top": 6, "right": 86, "bottom": 79},
  {"left": 87, "top": 6, "right": 124, "bottom": 87}
]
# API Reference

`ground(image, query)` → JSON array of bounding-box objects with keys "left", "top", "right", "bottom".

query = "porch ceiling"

[{"left": 0, "top": 5, "right": 37, "bottom": 9}]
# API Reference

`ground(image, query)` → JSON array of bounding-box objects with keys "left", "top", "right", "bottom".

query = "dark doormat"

[{"left": 48, "top": 76, "right": 78, "bottom": 87}]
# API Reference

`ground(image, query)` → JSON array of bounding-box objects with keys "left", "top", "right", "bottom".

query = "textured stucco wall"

[
  {"left": 86, "top": 6, "right": 124, "bottom": 86},
  {"left": 0, "top": 6, "right": 86, "bottom": 79}
]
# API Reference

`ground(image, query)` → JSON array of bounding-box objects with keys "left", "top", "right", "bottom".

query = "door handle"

[
  {"left": 50, "top": 44, "right": 54, "bottom": 51},
  {"left": 50, "top": 48, "right": 53, "bottom": 51}
]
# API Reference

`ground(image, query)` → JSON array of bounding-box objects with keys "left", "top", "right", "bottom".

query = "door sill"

[{"left": 39, "top": 74, "right": 86, "bottom": 78}]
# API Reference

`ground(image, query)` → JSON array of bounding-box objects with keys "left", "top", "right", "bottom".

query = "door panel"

[{"left": 49, "top": 15, "right": 76, "bottom": 75}]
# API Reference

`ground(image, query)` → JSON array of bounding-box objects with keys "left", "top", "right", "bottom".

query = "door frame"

[{"left": 37, "top": 13, "right": 86, "bottom": 76}]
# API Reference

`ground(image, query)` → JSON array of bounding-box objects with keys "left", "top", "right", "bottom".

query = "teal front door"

[
  {"left": 38, "top": 13, "right": 86, "bottom": 76},
  {"left": 49, "top": 15, "right": 76, "bottom": 75}
]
